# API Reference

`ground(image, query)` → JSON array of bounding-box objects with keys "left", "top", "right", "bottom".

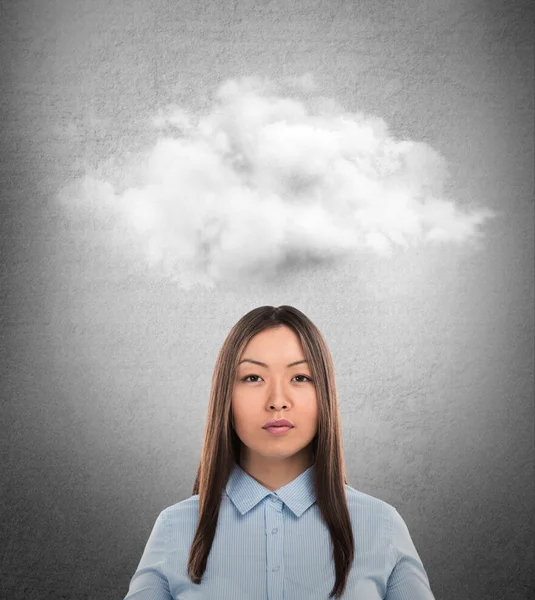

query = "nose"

[
  {"left": 269, "top": 400, "right": 288, "bottom": 410},
  {"left": 267, "top": 378, "right": 290, "bottom": 408}
]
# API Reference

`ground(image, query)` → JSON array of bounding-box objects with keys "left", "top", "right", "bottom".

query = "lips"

[
  {"left": 264, "top": 425, "right": 293, "bottom": 436},
  {"left": 262, "top": 418, "right": 294, "bottom": 429}
]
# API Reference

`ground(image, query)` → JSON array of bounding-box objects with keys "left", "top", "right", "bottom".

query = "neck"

[{"left": 239, "top": 447, "right": 314, "bottom": 491}]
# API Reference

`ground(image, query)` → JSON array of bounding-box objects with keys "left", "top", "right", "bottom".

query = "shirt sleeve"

[
  {"left": 124, "top": 511, "right": 173, "bottom": 600},
  {"left": 385, "top": 508, "right": 436, "bottom": 600}
]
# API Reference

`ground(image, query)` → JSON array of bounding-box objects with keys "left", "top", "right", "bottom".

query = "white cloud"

[{"left": 56, "top": 75, "right": 496, "bottom": 289}]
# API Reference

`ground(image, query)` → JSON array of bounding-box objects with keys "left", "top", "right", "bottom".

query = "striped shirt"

[{"left": 124, "top": 463, "right": 435, "bottom": 599}]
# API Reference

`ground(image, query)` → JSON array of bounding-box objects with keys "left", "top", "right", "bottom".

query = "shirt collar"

[{"left": 225, "top": 462, "right": 317, "bottom": 517}]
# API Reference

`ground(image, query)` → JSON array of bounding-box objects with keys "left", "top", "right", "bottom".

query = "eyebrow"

[{"left": 238, "top": 359, "right": 308, "bottom": 368}]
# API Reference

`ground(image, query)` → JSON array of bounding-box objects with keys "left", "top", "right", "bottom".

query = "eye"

[{"left": 241, "top": 374, "right": 312, "bottom": 383}]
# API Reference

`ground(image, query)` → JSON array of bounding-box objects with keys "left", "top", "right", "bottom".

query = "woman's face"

[{"left": 232, "top": 325, "right": 318, "bottom": 469}]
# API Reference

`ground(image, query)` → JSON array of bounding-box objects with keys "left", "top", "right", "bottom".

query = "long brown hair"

[{"left": 189, "top": 305, "right": 355, "bottom": 599}]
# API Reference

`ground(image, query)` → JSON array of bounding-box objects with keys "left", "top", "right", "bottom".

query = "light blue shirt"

[{"left": 124, "top": 463, "right": 435, "bottom": 599}]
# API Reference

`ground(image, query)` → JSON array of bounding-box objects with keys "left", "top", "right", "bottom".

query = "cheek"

[
  {"left": 231, "top": 394, "right": 253, "bottom": 421},
  {"left": 307, "top": 406, "right": 319, "bottom": 424},
  {"left": 307, "top": 400, "right": 319, "bottom": 425}
]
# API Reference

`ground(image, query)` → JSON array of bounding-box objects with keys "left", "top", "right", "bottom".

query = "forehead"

[{"left": 240, "top": 325, "right": 303, "bottom": 355}]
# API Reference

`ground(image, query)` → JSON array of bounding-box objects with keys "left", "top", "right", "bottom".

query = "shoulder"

[
  {"left": 344, "top": 483, "right": 397, "bottom": 525},
  {"left": 159, "top": 494, "right": 200, "bottom": 522},
  {"left": 152, "top": 495, "right": 201, "bottom": 545},
  {"left": 343, "top": 484, "right": 399, "bottom": 556},
  {"left": 158, "top": 495, "right": 199, "bottom": 530}
]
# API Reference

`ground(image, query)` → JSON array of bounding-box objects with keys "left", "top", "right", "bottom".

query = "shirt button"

[
  {"left": 271, "top": 528, "right": 278, "bottom": 534},
  {"left": 272, "top": 566, "right": 280, "bottom": 572}
]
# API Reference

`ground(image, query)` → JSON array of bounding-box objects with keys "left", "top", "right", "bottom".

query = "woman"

[{"left": 124, "top": 305, "right": 436, "bottom": 599}]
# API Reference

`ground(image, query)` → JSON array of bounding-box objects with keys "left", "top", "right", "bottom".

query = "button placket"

[{"left": 265, "top": 495, "right": 284, "bottom": 599}]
